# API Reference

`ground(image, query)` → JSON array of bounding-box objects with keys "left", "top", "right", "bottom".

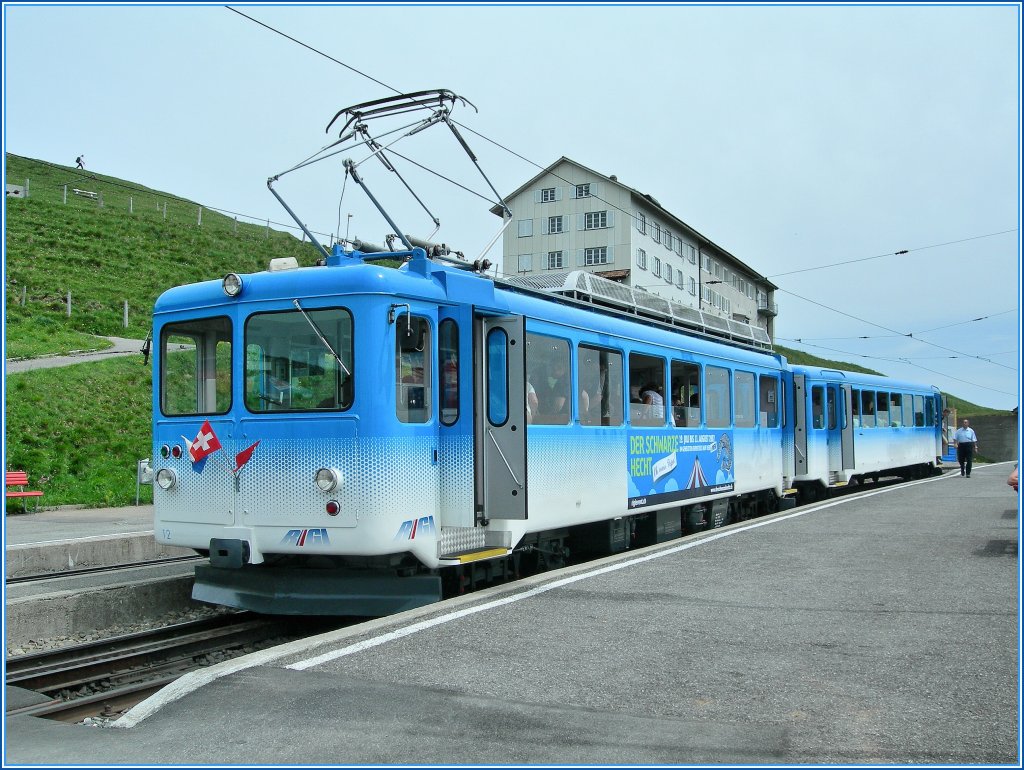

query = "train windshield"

[{"left": 244, "top": 307, "right": 354, "bottom": 412}]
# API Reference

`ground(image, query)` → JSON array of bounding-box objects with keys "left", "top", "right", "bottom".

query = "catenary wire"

[{"left": 223, "top": 6, "right": 1020, "bottom": 395}]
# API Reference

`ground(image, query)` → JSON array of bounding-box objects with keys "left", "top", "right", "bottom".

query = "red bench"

[{"left": 5, "top": 471, "right": 44, "bottom": 512}]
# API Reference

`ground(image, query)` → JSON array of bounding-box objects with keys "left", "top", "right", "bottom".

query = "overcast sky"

[{"left": 3, "top": 3, "right": 1020, "bottom": 411}]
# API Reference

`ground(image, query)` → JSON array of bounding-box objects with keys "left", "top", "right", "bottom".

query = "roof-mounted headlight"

[{"left": 223, "top": 273, "right": 243, "bottom": 297}]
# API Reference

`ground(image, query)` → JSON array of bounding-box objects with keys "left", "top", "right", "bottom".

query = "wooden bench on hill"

[{"left": 5, "top": 471, "right": 44, "bottom": 513}]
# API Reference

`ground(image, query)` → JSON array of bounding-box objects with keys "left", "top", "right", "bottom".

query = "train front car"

[
  {"left": 789, "top": 365, "right": 944, "bottom": 499},
  {"left": 151, "top": 249, "right": 465, "bottom": 615},
  {"left": 151, "top": 248, "right": 799, "bottom": 616}
]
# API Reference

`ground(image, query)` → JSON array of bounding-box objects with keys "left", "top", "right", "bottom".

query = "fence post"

[
  {"left": 129, "top": 196, "right": 133, "bottom": 214},
  {"left": 98, "top": 191, "right": 104, "bottom": 208},
  {"left": 266, "top": 219, "right": 270, "bottom": 239},
  {"left": 63, "top": 185, "right": 67, "bottom": 204},
  {"left": 66, "top": 290, "right": 72, "bottom": 317},
  {"left": 198, "top": 206, "right": 203, "bottom": 226},
  {"left": 20, "top": 286, "right": 26, "bottom": 306},
  {"left": 123, "top": 300, "right": 129, "bottom": 328},
  {"left": 25, "top": 179, "right": 29, "bottom": 198},
  {"left": 163, "top": 202, "right": 167, "bottom": 220}
]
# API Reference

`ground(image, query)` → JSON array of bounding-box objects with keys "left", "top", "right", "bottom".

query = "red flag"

[
  {"left": 234, "top": 440, "right": 260, "bottom": 473},
  {"left": 189, "top": 420, "right": 222, "bottom": 463}
]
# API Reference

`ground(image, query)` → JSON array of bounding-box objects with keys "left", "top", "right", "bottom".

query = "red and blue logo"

[
  {"left": 394, "top": 516, "right": 435, "bottom": 541},
  {"left": 280, "top": 528, "right": 331, "bottom": 547}
]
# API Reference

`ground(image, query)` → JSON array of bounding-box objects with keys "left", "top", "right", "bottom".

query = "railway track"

[
  {"left": 5, "top": 555, "right": 205, "bottom": 586},
  {"left": 5, "top": 613, "right": 341, "bottom": 723}
]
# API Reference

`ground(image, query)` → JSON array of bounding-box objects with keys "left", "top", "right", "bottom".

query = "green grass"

[
  {"left": 4, "top": 357, "right": 153, "bottom": 509},
  {"left": 4, "top": 153, "right": 322, "bottom": 358},
  {"left": 773, "top": 344, "right": 883, "bottom": 376}
]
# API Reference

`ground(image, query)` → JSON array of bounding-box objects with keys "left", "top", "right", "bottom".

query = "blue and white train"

[{"left": 149, "top": 246, "right": 945, "bottom": 615}]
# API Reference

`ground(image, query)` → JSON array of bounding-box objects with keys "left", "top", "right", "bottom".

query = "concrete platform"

[
  {"left": 4, "top": 464, "right": 1020, "bottom": 764},
  {"left": 4, "top": 505, "right": 202, "bottom": 646}
]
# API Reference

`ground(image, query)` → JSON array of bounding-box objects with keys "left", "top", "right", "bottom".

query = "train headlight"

[
  {"left": 222, "top": 273, "right": 244, "bottom": 297},
  {"left": 315, "top": 467, "right": 341, "bottom": 493},
  {"left": 156, "top": 468, "right": 177, "bottom": 490}
]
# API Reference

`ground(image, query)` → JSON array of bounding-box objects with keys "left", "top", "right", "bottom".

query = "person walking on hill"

[
  {"left": 954, "top": 418, "right": 979, "bottom": 477},
  {"left": 75, "top": 155, "right": 84, "bottom": 169}
]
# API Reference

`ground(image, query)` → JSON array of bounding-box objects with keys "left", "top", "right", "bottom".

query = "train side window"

[
  {"left": 811, "top": 385, "right": 825, "bottom": 429},
  {"left": 396, "top": 316, "right": 432, "bottom": 424},
  {"left": 759, "top": 374, "right": 779, "bottom": 428},
  {"left": 860, "top": 390, "right": 876, "bottom": 428},
  {"left": 914, "top": 394, "right": 925, "bottom": 427},
  {"left": 579, "top": 344, "right": 623, "bottom": 426},
  {"left": 819, "top": 387, "right": 835, "bottom": 430},
  {"left": 735, "top": 371, "right": 756, "bottom": 428},
  {"left": 902, "top": 393, "right": 913, "bottom": 428},
  {"left": 671, "top": 361, "right": 701, "bottom": 427},
  {"left": 925, "top": 396, "right": 936, "bottom": 427},
  {"left": 439, "top": 319, "right": 459, "bottom": 426},
  {"left": 526, "top": 333, "right": 570, "bottom": 425},
  {"left": 486, "top": 328, "right": 508, "bottom": 426},
  {"left": 629, "top": 353, "right": 666, "bottom": 426},
  {"left": 161, "top": 316, "right": 232, "bottom": 416},
  {"left": 890, "top": 393, "right": 903, "bottom": 427},
  {"left": 705, "top": 365, "right": 731, "bottom": 428},
  {"left": 876, "top": 391, "right": 890, "bottom": 428},
  {"left": 851, "top": 388, "right": 861, "bottom": 427}
]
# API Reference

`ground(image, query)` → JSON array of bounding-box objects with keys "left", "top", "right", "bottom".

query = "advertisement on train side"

[{"left": 627, "top": 430, "right": 735, "bottom": 508}]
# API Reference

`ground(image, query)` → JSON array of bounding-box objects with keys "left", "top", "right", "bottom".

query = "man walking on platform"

[{"left": 954, "top": 418, "right": 979, "bottom": 477}]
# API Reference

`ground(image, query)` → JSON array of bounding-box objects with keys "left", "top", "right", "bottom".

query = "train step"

[{"left": 438, "top": 547, "right": 510, "bottom": 565}]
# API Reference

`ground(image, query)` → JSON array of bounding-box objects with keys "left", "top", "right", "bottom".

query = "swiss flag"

[{"left": 189, "top": 420, "right": 223, "bottom": 463}]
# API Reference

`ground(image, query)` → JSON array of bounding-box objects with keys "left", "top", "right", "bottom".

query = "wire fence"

[{"left": 7, "top": 156, "right": 343, "bottom": 246}]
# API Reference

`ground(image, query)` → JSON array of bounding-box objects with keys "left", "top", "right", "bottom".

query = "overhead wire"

[
  {"left": 225, "top": 7, "right": 1019, "bottom": 396},
  {"left": 767, "top": 230, "right": 1018, "bottom": 278}
]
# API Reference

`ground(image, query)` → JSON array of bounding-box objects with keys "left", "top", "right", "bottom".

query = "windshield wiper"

[{"left": 292, "top": 299, "right": 351, "bottom": 377}]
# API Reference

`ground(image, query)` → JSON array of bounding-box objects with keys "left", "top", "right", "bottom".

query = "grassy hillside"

[
  {"left": 4, "top": 153, "right": 321, "bottom": 358},
  {"left": 3, "top": 153, "right": 1007, "bottom": 508},
  {"left": 773, "top": 344, "right": 883, "bottom": 376}
]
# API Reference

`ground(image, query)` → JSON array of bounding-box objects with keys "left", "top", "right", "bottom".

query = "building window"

[
  {"left": 675, "top": 237, "right": 682, "bottom": 257},
  {"left": 585, "top": 247, "right": 609, "bottom": 265},
  {"left": 664, "top": 264, "right": 673, "bottom": 284},
  {"left": 652, "top": 257, "right": 662, "bottom": 277},
  {"left": 652, "top": 222, "right": 661, "bottom": 244},
  {"left": 688, "top": 244, "right": 697, "bottom": 264},
  {"left": 517, "top": 219, "right": 533, "bottom": 237},
  {"left": 675, "top": 272, "right": 684, "bottom": 289},
  {"left": 547, "top": 250, "right": 564, "bottom": 270},
  {"left": 548, "top": 215, "right": 563, "bottom": 234},
  {"left": 540, "top": 187, "right": 557, "bottom": 202},
  {"left": 664, "top": 229, "right": 673, "bottom": 250},
  {"left": 636, "top": 248, "right": 647, "bottom": 270},
  {"left": 689, "top": 276, "right": 697, "bottom": 295},
  {"left": 575, "top": 183, "right": 591, "bottom": 198},
  {"left": 636, "top": 211, "right": 646, "bottom": 235},
  {"left": 584, "top": 211, "right": 608, "bottom": 230},
  {"left": 518, "top": 254, "right": 533, "bottom": 272}
]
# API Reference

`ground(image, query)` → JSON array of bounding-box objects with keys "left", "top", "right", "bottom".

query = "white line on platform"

[{"left": 114, "top": 472, "right": 955, "bottom": 729}]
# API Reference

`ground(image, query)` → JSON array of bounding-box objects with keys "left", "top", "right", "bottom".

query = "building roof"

[{"left": 492, "top": 156, "right": 778, "bottom": 291}]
